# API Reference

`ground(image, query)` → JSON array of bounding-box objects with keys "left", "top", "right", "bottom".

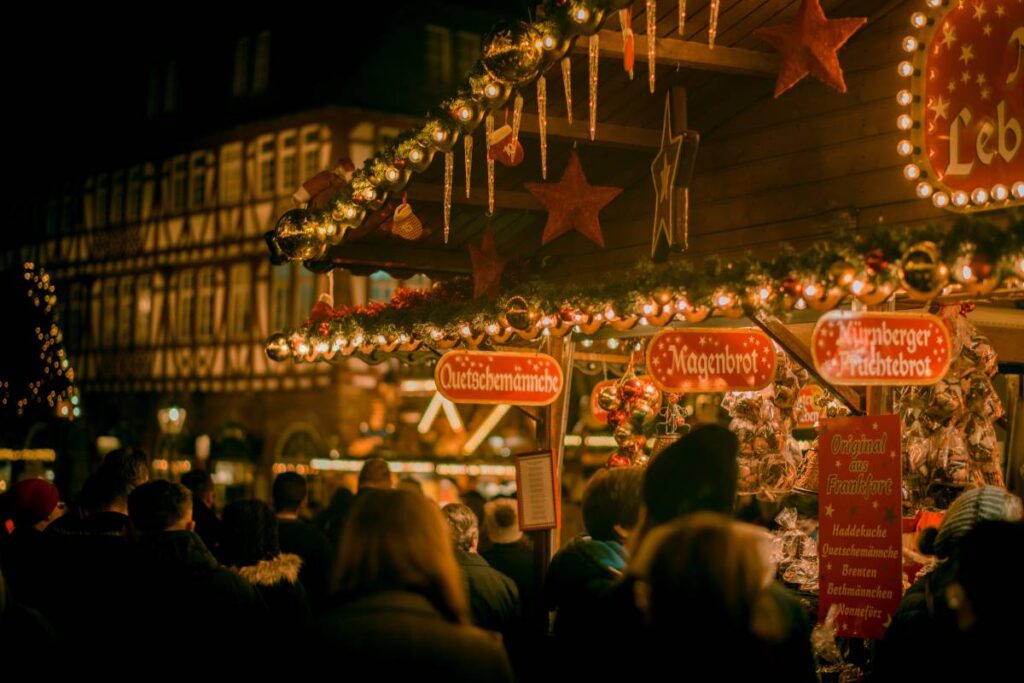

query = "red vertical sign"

[{"left": 818, "top": 415, "right": 903, "bottom": 640}]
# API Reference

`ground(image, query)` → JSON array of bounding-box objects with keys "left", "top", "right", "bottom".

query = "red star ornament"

[
  {"left": 468, "top": 223, "right": 507, "bottom": 299},
  {"left": 754, "top": 0, "right": 867, "bottom": 98},
  {"left": 524, "top": 151, "right": 622, "bottom": 248}
]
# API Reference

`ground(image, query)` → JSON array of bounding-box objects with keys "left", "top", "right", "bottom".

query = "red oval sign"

[
  {"left": 434, "top": 350, "right": 564, "bottom": 405},
  {"left": 908, "top": 2, "right": 1024, "bottom": 210},
  {"left": 646, "top": 328, "right": 777, "bottom": 393},
  {"left": 812, "top": 311, "right": 951, "bottom": 386}
]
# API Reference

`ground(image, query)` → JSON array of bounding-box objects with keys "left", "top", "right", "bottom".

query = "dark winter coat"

[
  {"left": 231, "top": 552, "right": 311, "bottom": 634},
  {"left": 278, "top": 517, "right": 334, "bottom": 609},
  {"left": 455, "top": 550, "right": 520, "bottom": 634},
  {"left": 129, "top": 531, "right": 267, "bottom": 649},
  {"left": 544, "top": 535, "right": 628, "bottom": 639},
  {"left": 482, "top": 540, "right": 544, "bottom": 632},
  {"left": 309, "top": 591, "right": 513, "bottom": 681}
]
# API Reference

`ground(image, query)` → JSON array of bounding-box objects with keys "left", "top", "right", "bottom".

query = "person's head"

[
  {"left": 636, "top": 512, "right": 779, "bottom": 641},
  {"left": 634, "top": 424, "right": 739, "bottom": 549},
  {"left": 582, "top": 467, "right": 644, "bottom": 543},
  {"left": 180, "top": 469, "right": 215, "bottom": 508},
  {"left": 272, "top": 472, "right": 308, "bottom": 513},
  {"left": 919, "top": 486, "right": 1023, "bottom": 559},
  {"left": 947, "top": 520, "right": 1024, "bottom": 633},
  {"left": 357, "top": 457, "right": 393, "bottom": 491},
  {"left": 442, "top": 503, "right": 479, "bottom": 553},
  {"left": 128, "top": 481, "right": 193, "bottom": 536},
  {"left": 397, "top": 478, "right": 423, "bottom": 495},
  {"left": 220, "top": 500, "right": 280, "bottom": 568},
  {"left": 334, "top": 489, "right": 468, "bottom": 623},
  {"left": 483, "top": 498, "right": 522, "bottom": 545},
  {"left": 329, "top": 486, "right": 354, "bottom": 508},
  {"left": 3, "top": 479, "right": 64, "bottom": 532},
  {"left": 91, "top": 448, "right": 150, "bottom": 513}
]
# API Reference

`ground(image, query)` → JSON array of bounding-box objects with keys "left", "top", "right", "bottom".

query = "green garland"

[{"left": 269, "top": 212, "right": 1024, "bottom": 361}]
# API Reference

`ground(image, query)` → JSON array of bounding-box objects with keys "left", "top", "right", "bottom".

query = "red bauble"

[
  {"left": 606, "top": 451, "right": 633, "bottom": 468},
  {"left": 865, "top": 248, "right": 890, "bottom": 275}
]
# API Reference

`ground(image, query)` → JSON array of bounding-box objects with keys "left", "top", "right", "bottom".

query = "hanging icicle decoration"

[
  {"left": 679, "top": 0, "right": 687, "bottom": 35},
  {"left": 443, "top": 150, "right": 454, "bottom": 243},
  {"left": 537, "top": 75, "right": 548, "bottom": 179},
  {"left": 588, "top": 34, "right": 599, "bottom": 141},
  {"left": 646, "top": 0, "right": 656, "bottom": 94},
  {"left": 463, "top": 133, "right": 473, "bottom": 199},
  {"left": 709, "top": 0, "right": 720, "bottom": 49},
  {"left": 619, "top": 7, "right": 634, "bottom": 80},
  {"left": 561, "top": 57, "right": 573, "bottom": 125},
  {"left": 511, "top": 93, "right": 524, "bottom": 148},
  {"left": 485, "top": 113, "right": 495, "bottom": 216}
]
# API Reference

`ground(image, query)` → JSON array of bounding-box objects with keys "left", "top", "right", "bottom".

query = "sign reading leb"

[
  {"left": 646, "top": 328, "right": 777, "bottom": 393},
  {"left": 818, "top": 415, "right": 903, "bottom": 640},
  {"left": 434, "top": 350, "right": 564, "bottom": 405},
  {"left": 812, "top": 311, "right": 951, "bottom": 386}
]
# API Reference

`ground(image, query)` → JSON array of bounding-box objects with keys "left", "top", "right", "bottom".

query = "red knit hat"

[{"left": 6, "top": 478, "right": 60, "bottom": 527}]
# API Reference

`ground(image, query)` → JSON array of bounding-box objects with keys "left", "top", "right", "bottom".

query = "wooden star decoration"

[
  {"left": 754, "top": 0, "right": 867, "bottom": 98},
  {"left": 650, "top": 93, "right": 699, "bottom": 262},
  {"left": 525, "top": 150, "right": 622, "bottom": 247},
  {"left": 468, "top": 223, "right": 506, "bottom": 299}
]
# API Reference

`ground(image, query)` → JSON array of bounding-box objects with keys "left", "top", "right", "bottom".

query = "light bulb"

[
  {"left": 910, "top": 13, "right": 927, "bottom": 28},
  {"left": 759, "top": 287, "right": 771, "bottom": 301},
  {"left": 457, "top": 105, "right": 473, "bottom": 121},
  {"left": 897, "top": 139, "right": 914, "bottom": 156},
  {"left": 897, "top": 90, "right": 913, "bottom": 106},
  {"left": 903, "top": 36, "right": 918, "bottom": 52},
  {"left": 1012, "top": 182, "right": 1024, "bottom": 199},
  {"left": 903, "top": 163, "right": 921, "bottom": 180},
  {"left": 484, "top": 83, "right": 500, "bottom": 98},
  {"left": 486, "top": 323, "right": 500, "bottom": 335},
  {"left": 409, "top": 148, "right": 424, "bottom": 163},
  {"left": 961, "top": 264, "right": 973, "bottom": 281},
  {"left": 542, "top": 35, "right": 556, "bottom": 49},
  {"left": 916, "top": 181, "right": 933, "bottom": 198},
  {"left": 897, "top": 114, "right": 914, "bottom": 130},
  {"left": 642, "top": 302, "right": 656, "bottom": 316},
  {"left": 432, "top": 128, "right": 447, "bottom": 143},
  {"left": 607, "top": 338, "right": 620, "bottom": 350},
  {"left": 932, "top": 191, "right": 949, "bottom": 208},
  {"left": 898, "top": 61, "right": 914, "bottom": 77},
  {"left": 574, "top": 7, "right": 590, "bottom": 23},
  {"left": 804, "top": 284, "right": 819, "bottom": 298},
  {"left": 971, "top": 187, "right": 989, "bottom": 204},
  {"left": 991, "top": 184, "right": 1009, "bottom": 201},
  {"left": 675, "top": 298, "right": 688, "bottom": 312},
  {"left": 385, "top": 167, "right": 400, "bottom": 182},
  {"left": 952, "top": 191, "right": 969, "bottom": 207},
  {"left": 716, "top": 293, "right": 732, "bottom": 308},
  {"left": 851, "top": 279, "right": 866, "bottom": 295},
  {"left": 460, "top": 325, "right": 472, "bottom": 337}
]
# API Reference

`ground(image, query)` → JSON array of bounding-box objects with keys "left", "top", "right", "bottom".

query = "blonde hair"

[
  {"left": 633, "top": 512, "right": 783, "bottom": 642},
  {"left": 334, "top": 489, "right": 469, "bottom": 624}
]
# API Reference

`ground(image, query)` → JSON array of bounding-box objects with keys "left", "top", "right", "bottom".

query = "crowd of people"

[{"left": 1, "top": 426, "right": 1021, "bottom": 679}]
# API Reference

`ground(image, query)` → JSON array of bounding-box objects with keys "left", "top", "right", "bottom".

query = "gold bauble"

[{"left": 899, "top": 241, "right": 949, "bottom": 301}]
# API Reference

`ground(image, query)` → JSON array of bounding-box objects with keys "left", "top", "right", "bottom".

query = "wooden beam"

[
  {"left": 327, "top": 242, "right": 472, "bottom": 274},
  {"left": 404, "top": 184, "right": 544, "bottom": 211},
  {"left": 747, "top": 310, "right": 864, "bottom": 415},
  {"left": 518, "top": 113, "right": 661, "bottom": 150},
  {"left": 578, "top": 30, "right": 780, "bottom": 78}
]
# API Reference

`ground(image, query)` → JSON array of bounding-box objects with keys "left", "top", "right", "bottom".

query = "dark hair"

[
  {"left": 358, "top": 458, "right": 392, "bottom": 490},
  {"left": 91, "top": 448, "right": 150, "bottom": 511},
  {"left": 335, "top": 489, "right": 468, "bottom": 624},
  {"left": 128, "top": 481, "right": 191, "bottom": 536},
  {"left": 272, "top": 472, "right": 307, "bottom": 512},
  {"left": 582, "top": 467, "right": 644, "bottom": 541},
  {"left": 954, "top": 520, "right": 1024, "bottom": 628},
  {"left": 644, "top": 424, "right": 739, "bottom": 524},
  {"left": 441, "top": 503, "right": 479, "bottom": 552},
  {"left": 220, "top": 500, "right": 280, "bottom": 567},
  {"left": 180, "top": 469, "right": 214, "bottom": 497}
]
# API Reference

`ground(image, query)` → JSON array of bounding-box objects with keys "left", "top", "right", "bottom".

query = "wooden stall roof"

[{"left": 325, "top": 0, "right": 926, "bottom": 281}]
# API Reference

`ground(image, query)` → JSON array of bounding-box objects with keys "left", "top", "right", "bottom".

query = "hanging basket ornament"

[{"left": 389, "top": 198, "right": 424, "bottom": 241}]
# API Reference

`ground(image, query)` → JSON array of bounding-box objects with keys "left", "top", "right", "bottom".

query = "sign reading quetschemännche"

[
  {"left": 818, "top": 415, "right": 903, "bottom": 640},
  {"left": 434, "top": 350, "right": 564, "bottom": 405},
  {"left": 812, "top": 311, "right": 951, "bottom": 386}
]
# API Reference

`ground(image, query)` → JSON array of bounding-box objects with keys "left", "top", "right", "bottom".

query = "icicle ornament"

[
  {"left": 709, "top": 0, "right": 720, "bottom": 49},
  {"left": 647, "top": 0, "right": 656, "bottom": 93},
  {"left": 679, "top": 0, "right": 687, "bottom": 35},
  {"left": 511, "top": 93, "right": 524, "bottom": 148},
  {"left": 443, "top": 150, "right": 454, "bottom": 243},
  {"left": 464, "top": 133, "right": 473, "bottom": 199},
  {"left": 588, "top": 34, "right": 599, "bottom": 141},
  {"left": 485, "top": 113, "right": 495, "bottom": 216},
  {"left": 537, "top": 75, "right": 548, "bottom": 179},
  {"left": 561, "top": 57, "right": 573, "bottom": 125}
]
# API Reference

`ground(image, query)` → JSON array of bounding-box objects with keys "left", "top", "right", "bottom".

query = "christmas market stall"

[{"left": 262, "top": 0, "right": 1023, "bottom": 673}]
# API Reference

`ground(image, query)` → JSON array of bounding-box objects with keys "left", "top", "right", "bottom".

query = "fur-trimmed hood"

[{"left": 231, "top": 553, "right": 303, "bottom": 587}]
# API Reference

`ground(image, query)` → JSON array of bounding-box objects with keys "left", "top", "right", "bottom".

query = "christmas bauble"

[
  {"left": 482, "top": 20, "right": 543, "bottom": 85},
  {"left": 272, "top": 209, "right": 326, "bottom": 262},
  {"left": 504, "top": 295, "right": 536, "bottom": 330},
  {"left": 265, "top": 333, "right": 292, "bottom": 362},
  {"left": 900, "top": 241, "right": 949, "bottom": 301}
]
